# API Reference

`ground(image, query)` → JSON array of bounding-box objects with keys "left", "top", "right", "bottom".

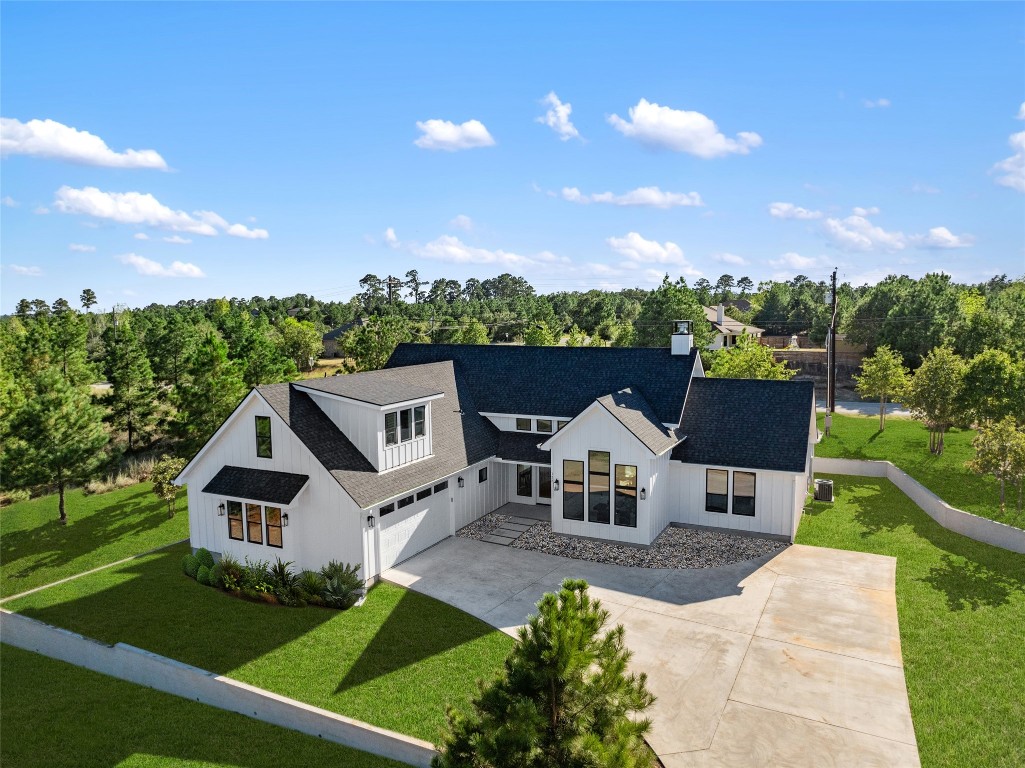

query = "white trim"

[
  {"left": 295, "top": 384, "right": 444, "bottom": 412},
  {"left": 363, "top": 458, "right": 497, "bottom": 511},
  {"left": 492, "top": 457, "right": 549, "bottom": 466},
  {"left": 174, "top": 389, "right": 263, "bottom": 484}
]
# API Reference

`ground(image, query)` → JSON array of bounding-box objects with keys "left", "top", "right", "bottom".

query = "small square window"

[
  {"left": 380, "top": 503, "right": 395, "bottom": 515},
  {"left": 433, "top": 481, "right": 449, "bottom": 493},
  {"left": 416, "top": 487, "right": 432, "bottom": 501},
  {"left": 478, "top": 466, "right": 488, "bottom": 483},
  {"left": 536, "top": 419, "right": 553, "bottom": 433},
  {"left": 557, "top": 420, "right": 570, "bottom": 431},
  {"left": 398, "top": 495, "right": 414, "bottom": 509},
  {"left": 515, "top": 418, "right": 531, "bottom": 431}
]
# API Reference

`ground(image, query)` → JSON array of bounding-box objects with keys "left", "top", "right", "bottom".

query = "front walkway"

[{"left": 384, "top": 537, "right": 919, "bottom": 767}]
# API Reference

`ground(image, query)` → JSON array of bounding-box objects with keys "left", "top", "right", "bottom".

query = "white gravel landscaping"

[{"left": 456, "top": 514, "right": 510, "bottom": 541}]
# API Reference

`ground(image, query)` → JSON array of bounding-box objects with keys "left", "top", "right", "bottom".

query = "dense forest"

[{"left": 2, "top": 270, "right": 1023, "bottom": 506}]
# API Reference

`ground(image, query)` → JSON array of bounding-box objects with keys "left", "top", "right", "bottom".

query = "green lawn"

[
  {"left": 0, "top": 482, "right": 189, "bottom": 599},
  {"left": 0, "top": 643, "right": 402, "bottom": 768},
  {"left": 7, "top": 542, "right": 514, "bottom": 743},
  {"left": 815, "top": 412, "right": 1023, "bottom": 528},
  {"left": 797, "top": 475, "right": 1025, "bottom": 768}
]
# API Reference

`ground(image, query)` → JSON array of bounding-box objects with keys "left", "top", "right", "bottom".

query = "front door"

[
  {"left": 516, "top": 464, "right": 534, "bottom": 501},
  {"left": 537, "top": 466, "right": 552, "bottom": 505}
]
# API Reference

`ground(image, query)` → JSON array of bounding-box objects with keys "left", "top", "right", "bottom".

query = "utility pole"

[
  {"left": 385, "top": 275, "right": 402, "bottom": 304},
  {"left": 828, "top": 267, "right": 838, "bottom": 414}
]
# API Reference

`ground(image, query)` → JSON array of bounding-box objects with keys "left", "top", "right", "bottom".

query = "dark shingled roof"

[
  {"left": 296, "top": 369, "right": 442, "bottom": 407},
  {"left": 671, "top": 377, "right": 814, "bottom": 473},
  {"left": 202, "top": 465, "right": 309, "bottom": 505},
  {"left": 258, "top": 361, "right": 498, "bottom": 508},
  {"left": 596, "top": 388, "right": 686, "bottom": 455},
  {"left": 497, "top": 432, "right": 550, "bottom": 464},
  {"left": 386, "top": 344, "right": 698, "bottom": 425}
]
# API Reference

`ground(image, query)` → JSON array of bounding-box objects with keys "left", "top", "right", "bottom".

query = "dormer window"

[
  {"left": 385, "top": 404, "right": 428, "bottom": 447},
  {"left": 255, "top": 416, "right": 272, "bottom": 458}
]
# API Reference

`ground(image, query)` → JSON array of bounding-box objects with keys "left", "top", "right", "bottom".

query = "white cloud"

[
  {"left": 852, "top": 206, "right": 880, "bottom": 216},
  {"left": 449, "top": 214, "right": 473, "bottom": 231},
  {"left": 414, "top": 119, "right": 495, "bottom": 151},
  {"left": 414, "top": 235, "right": 566, "bottom": 269},
  {"left": 119, "top": 252, "right": 204, "bottom": 278},
  {"left": 714, "top": 252, "right": 748, "bottom": 266},
  {"left": 536, "top": 92, "right": 581, "bottom": 141},
  {"left": 384, "top": 227, "right": 399, "bottom": 248},
  {"left": 606, "top": 231, "right": 701, "bottom": 276},
  {"left": 911, "top": 183, "right": 940, "bottom": 195},
  {"left": 53, "top": 186, "right": 269, "bottom": 238},
  {"left": 9, "top": 264, "right": 43, "bottom": 276},
  {"left": 1017, "top": 102, "right": 1024, "bottom": 120},
  {"left": 33, "top": 206, "right": 49, "bottom": 215},
  {"left": 607, "top": 99, "right": 762, "bottom": 158},
  {"left": 770, "top": 252, "right": 819, "bottom": 269},
  {"left": 822, "top": 214, "right": 907, "bottom": 252},
  {"left": 911, "top": 227, "right": 975, "bottom": 249},
  {"left": 163, "top": 235, "right": 192, "bottom": 245},
  {"left": 2, "top": 195, "right": 18, "bottom": 207},
  {"left": 562, "top": 186, "right": 703, "bottom": 208},
  {"left": 134, "top": 232, "right": 150, "bottom": 240},
  {"left": 992, "top": 131, "right": 1025, "bottom": 193},
  {"left": 0, "top": 117, "right": 167, "bottom": 169},
  {"left": 862, "top": 98, "right": 891, "bottom": 109},
  {"left": 768, "top": 202, "right": 822, "bottom": 220},
  {"left": 69, "top": 243, "right": 95, "bottom": 252}
]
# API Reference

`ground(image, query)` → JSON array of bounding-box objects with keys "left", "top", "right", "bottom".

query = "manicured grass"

[
  {"left": 0, "top": 482, "right": 189, "bottom": 599},
  {"left": 815, "top": 412, "right": 1023, "bottom": 528},
  {"left": 797, "top": 475, "right": 1025, "bottom": 768},
  {"left": 0, "top": 643, "right": 402, "bottom": 768},
  {"left": 7, "top": 542, "right": 514, "bottom": 743}
]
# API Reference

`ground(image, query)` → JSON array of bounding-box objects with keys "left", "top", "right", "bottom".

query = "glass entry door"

[
  {"left": 516, "top": 464, "right": 533, "bottom": 499},
  {"left": 537, "top": 466, "right": 552, "bottom": 505}
]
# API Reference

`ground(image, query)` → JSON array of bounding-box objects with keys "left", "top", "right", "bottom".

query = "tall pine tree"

[
  {"left": 103, "top": 318, "right": 157, "bottom": 451},
  {"left": 173, "top": 333, "right": 247, "bottom": 455}
]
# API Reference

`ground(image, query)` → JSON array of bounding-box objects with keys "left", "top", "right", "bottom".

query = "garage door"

[{"left": 378, "top": 493, "right": 451, "bottom": 570}]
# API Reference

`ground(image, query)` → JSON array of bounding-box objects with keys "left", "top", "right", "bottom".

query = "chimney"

[
  {"left": 671, "top": 320, "right": 693, "bottom": 356},
  {"left": 716, "top": 303, "right": 725, "bottom": 325}
]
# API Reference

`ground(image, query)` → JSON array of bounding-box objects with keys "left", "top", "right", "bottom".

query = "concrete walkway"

[{"left": 384, "top": 538, "right": 919, "bottom": 767}]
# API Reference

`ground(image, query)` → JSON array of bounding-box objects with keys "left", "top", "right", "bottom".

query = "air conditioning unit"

[{"left": 814, "top": 479, "right": 834, "bottom": 502}]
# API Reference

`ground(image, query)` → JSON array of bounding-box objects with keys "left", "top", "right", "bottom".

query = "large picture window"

[
  {"left": 246, "top": 503, "right": 264, "bottom": 544},
  {"left": 614, "top": 464, "right": 638, "bottom": 528},
  {"left": 706, "top": 469, "right": 728, "bottom": 514},
  {"left": 255, "top": 416, "right": 272, "bottom": 459},
  {"left": 563, "top": 460, "right": 584, "bottom": 520},
  {"left": 385, "top": 412, "right": 398, "bottom": 446},
  {"left": 733, "top": 472, "right": 756, "bottom": 517},
  {"left": 265, "top": 507, "right": 283, "bottom": 548},
  {"left": 588, "top": 451, "right": 611, "bottom": 524},
  {"left": 227, "top": 500, "right": 243, "bottom": 540}
]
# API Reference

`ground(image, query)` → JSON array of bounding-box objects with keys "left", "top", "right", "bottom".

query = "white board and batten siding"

[
  {"left": 668, "top": 462, "right": 801, "bottom": 539},
  {"left": 185, "top": 393, "right": 364, "bottom": 578}
]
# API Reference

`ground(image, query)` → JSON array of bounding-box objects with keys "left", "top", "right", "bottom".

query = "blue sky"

[{"left": 2, "top": 2, "right": 1023, "bottom": 312}]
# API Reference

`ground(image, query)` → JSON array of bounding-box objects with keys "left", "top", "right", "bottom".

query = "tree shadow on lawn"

[
  {"left": 1, "top": 486, "right": 185, "bottom": 590},
  {"left": 804, "top": 476, "right": 1025, "bottom": 612}
]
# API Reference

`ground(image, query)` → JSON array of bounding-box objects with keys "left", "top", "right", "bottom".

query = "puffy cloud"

[
  {"left": 822, "top": 214, "right": 907, "bottom": 252},
  {"left": 414, "top": 119, "right": 495, "bottom": 151},
  {"left": 606, "top": 231, "right": 701, "bottom": 276},
  {"left": 163, "top": 235, "right": 192, "bottom": 245},
  {"left": 713, "top": 252, "right": 748, "bottom": 266},
  {"left": 0, "top": 117, "right": 167, "bottom": 169},
  {"left": 2, "top": 195, "right": 18, "bottom": 207},
  {"left": 768, "top": 202, "right": 822, "bottom": 220},
  {"left": 449, "top": 214, "right": 473, "bottom": 231},
  {"left": 384, "top": 227, "right": 399, "bottom": 248},
  {"left": 992, "top": 131, "right": 1025, "bottom": 193},
  {"left": 134, "top": 232, "right": 150, "bottom": 240},
  {"left": 910, "top": 227, "right": 975, "bottom": 249},
  {"left": 119, "top": 252, "right": 204, "bottom": 278},
  {"left": 1016, "top": 102, "right": 1024, "bottom": 120},
  {"left": 414, "top": 234, "right": 566, "bottom": 269},
  {"left": 562, "top": 186, "right": 703, "bottom": 208},
  {"left": 69, "top": 243, "right": 96, "bottom": 252},
  {"left": 852, "top": 206, "right": 880, "bottom": 216},
  {"left": 862, "top": 98, "right": 891, "bottom": 109},
  {"left": 607, "top": 99, "right": 762, "bottom": 158},
  {"left": 53, "top": 187, "right": 269, "bottom": 238},
  {"left": 536, "top": 92, "right": 581, "bottom": 141},
  {"left": 9, "top": 264, "right": 43, "bottom": 276},
  {"left": 770, "top": 252, "right": 819, "bottom": 269}
]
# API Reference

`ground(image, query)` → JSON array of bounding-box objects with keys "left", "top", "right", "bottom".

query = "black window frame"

[
  {"left": 265, "top": 506, "right": 283, "bottom": 548},
  {"left": 614, "top": 464, "right": 638, "bottom": 528},
  {"left": 515, "top": 417, "right": 531, "bottom": 431},
  {"left": 255, "top": 415, "right": 272, "bottom": 459},
  {"left": 433, "top": 480, "right": 449, "bottom": 494},
  {"left": 380, "top": 502, "right": 395, "bottom": 516},
  {"left": 400, "top": 408, "right": 412, "bottom": 442},
  {"left": 587, "top": 450, "right": 611, "bottom": 524},
  {"left": 397, "top": 495, "right": 414, "bottom": 509},
  {"left": 557, "top": 420, "right": 570, "bottom": 431},
  {"left": 227, "top": 500, "right": 244, "bottom": 541},
  {"left": 414, "top": 405, "right": 426, "bottom": 438},
  {"left": 536, "top": 419, "right": 553, "bottom": 433},
  {"left": 706, "top": 469, "right": 728, "bottom": 514},
  {"left": 246, "top": 503, "right": 264, "bottom": 544},
  {"left": 516, "top": 464, "right": 533, "bottom": 497},
  {"left": 478, "top": 466, "right": 488, "bottom": 483},
  {"left": 385, "top": 411, "right": 398, "bottom": 447},
  {"left": 732, "top": 471, "right": 756, "bottom": 517},
  {"left": 562, "top": 459, "right": 584, "bottom": 521},
  {"left": 416, "top": 487, "right": 432, "bottom": 501}
]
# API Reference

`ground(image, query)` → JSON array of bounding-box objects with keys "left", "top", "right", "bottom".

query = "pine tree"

[
  {"left": 79, "top": 288, "right": 97, "bottom": 311},
  {"left": 434, "top": 579, "right": 655, "bottom": 768},
  {"left": 103, "top": 319, "right": 157, "bottom": 451},
  {"left": 49, "top": 305, "right": 91, "bottom": 385},
  {"left": 634, "top": 276, "right": 711, "bottom": 349},
  {"left": 174, "top": 333, "right": 247, "bottom": 455},
  {"left": 4, "top": 368, "right": 109, "bottom": 524}
]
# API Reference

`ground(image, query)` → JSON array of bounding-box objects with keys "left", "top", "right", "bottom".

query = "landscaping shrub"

[
  {"left": 0, "top": 488, "right": 31, "bottom": 506},
  {"left": 181, "top": 554, "right": 200, "bottom": 578},
  {"left": 296, "top": 570, "right": 326, "bottom": 600},
  {"left": 209, "top": 561, "right": 225, "bottom": 588},
  {"left": 195, "top": 548, "right": 215, "bottom": 569},
  {"left": 320, "top": 560, "right": 361, "bottom": 583},
  {"left": 218, "top": 554, "right": 244, "bottom": 591},
  {"left": 240, "top": 559, "right": 272, "bottom": 594},
  {"left": 269, "top": 558, "right": 298, "bottom": 591},
  {"left": 321, "top": 562, "right": 364, "bottom": 609},
  {"left": 196, "top": 565, "right": 211, "bottom": 586}
]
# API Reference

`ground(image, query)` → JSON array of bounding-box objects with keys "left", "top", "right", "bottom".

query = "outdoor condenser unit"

[{"left": 814, "top": 479, "right": 834, "bottom": 502}]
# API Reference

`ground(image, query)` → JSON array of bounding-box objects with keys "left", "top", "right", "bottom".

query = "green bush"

[
  {"left": 321, "top": 562, "right": 364, "bottom": 609},
  {"left": 218, "top": 554, "right": 244, "bottom": 591},
  {"left": 296, "top": 570, "right": 326, "bottom": 600},
  {"left": 320, "top": 560, "right": 361, "bottom": 584},
  {"left": 196, "top": 565, "right": 211, "bottom": 586},
  {"left": 209, "top": 561, "right": 225, "bottom": 588},
  {"left": 269, "top": 558, "right": 298, "bottom": 591},
  {"left": 1, "top": 488, "right": 31, "bottom": 505},
  {"left": 195, "top": 548, "right": 215, "bottom": 569},
  {"left": 182, "top": 554, "right": 200, "bottom": 579},
  {"left": 240, "top": 558, "right": 272, "bottom": 594}
]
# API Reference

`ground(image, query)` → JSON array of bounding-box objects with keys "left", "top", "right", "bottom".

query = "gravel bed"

[
  {"left": 456, "top": 514, "right": 510, "bottom": 541},
  {"left": 511, "top": 521, "right": 787, "bottom": 569}
]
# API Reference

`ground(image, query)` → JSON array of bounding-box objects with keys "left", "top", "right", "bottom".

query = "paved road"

[{"left": 817, "top": 400, "right": 911, "bottom": 418}]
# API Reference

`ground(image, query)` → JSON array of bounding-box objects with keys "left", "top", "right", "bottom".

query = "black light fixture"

[
  {"left": 640, "top": 488, "right": 647, "bottom": 501},
  {"left": 553, "top": 479, "right": 560, "bottom": 492},
  {"left": 282, "top": 513, "right": 289, "bottom": 527},
  {"left": 217, "top": 503, "right": 226, "bottom": 516},
  {"left": 367, "top": 515, "right": 375, "bottom": 528},
  {"left": 457, "top": 477, "right": 464, "bottom": 488}
]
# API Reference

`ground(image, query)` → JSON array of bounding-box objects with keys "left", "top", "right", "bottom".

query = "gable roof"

[
  {"left": 296, "top": 368, "right": 443, "bottom": 407},
  {"left": 703, "top": 306, "right": 764, "bottom": 336},
  {"left": 596, "top": 388, "right": 686, "bottom": 455},
  {"left": 322, "top": 318, "right": 366, "bottom": 342},
  {"left": 202, "top": 465, "right": 309, "bottom": 506},
  {"left": 671, "top": 377, "right": 814, "bottom": 473},
  {"left": 386, "top": 344, "right": 698, "bottom": 425},
  {"left": 258, "top": 361, "right": 498, "bottom": 508}
]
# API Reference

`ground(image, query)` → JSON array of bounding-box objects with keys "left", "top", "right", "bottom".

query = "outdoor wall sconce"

[
  {"left": 367, "top": 515, "right": 375, "bottom": 528},
  {"left": 217, "top": 503, "right": 226, "bottom": 516},
  {"left": 640, "top": 488, "right": 647, "bottom": 501},
  {"left": 282, "top": 513, "right": 289, "bottom": 527},
  {"left": 457, "top": 477, "right": 465, "bottom": 488},
  {"left": 553, "top": 479, "right": 560, "bottom": 492}
]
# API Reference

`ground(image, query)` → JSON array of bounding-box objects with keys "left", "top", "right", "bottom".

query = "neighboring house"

[
  {"left": 704, "top": 304, "right": 764, "bottom": 350},
  {"left": 176, "top": 321, "right": 816, "bottom": 582},
  {"left": 322, "top": 318, "right": 366, "bottom": 358}
]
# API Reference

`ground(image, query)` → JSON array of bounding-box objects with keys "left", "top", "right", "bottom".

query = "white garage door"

[{"left": 378, "top": 494, "right": 451, "bottom": 570}]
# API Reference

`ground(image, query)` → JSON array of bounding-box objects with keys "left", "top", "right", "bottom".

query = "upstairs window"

[
  {"left": 386, "top": 405, "right": 428, "bottom": 447},
  {"left": 255, "top": 416, "right": 272, "bottom": 458},
  {"left": 385, "top": 412, "right": 398, "bottom": 446},
  {"left": 536, "top": 419, "right": 553, "bottom": 433},
  {"left": 515, "top": 418, "right": 531, "bottom": 431},
  {"left": 414, "top": 405, "right": 426, "bottom": 437},
  {"left": 733, "top": 472, "right": 756, "bottom": 517},
  {"left": 706, "top": 469, "right": 728, "bottom": 514},
  {"left": 557, "top": 420, "right": 570, "bottom": 431}
]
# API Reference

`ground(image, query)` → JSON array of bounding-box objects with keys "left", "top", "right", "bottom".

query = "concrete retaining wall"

[
  {"left": 815, "top": 457, "right": 1025, "bottom": 555},
  {"left": 0, "top": 609, "right": 436, "bottom": 767}
]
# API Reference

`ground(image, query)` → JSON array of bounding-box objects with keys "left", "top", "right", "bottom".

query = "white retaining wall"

[
  {"left": 0, "top": 610, "right": 436, "bottom": 767},
  {"left": 815, "top": 457, "right": 1025, "bottom": 555}
]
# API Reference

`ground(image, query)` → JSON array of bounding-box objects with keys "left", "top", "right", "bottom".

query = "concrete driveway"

[{"left": 384, "top": 537, "right": 919, "bottom": 767}]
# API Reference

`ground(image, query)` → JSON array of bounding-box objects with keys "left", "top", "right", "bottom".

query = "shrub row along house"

[{"left": 176, "top": 322, "right": 816, "bottom": 581}]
